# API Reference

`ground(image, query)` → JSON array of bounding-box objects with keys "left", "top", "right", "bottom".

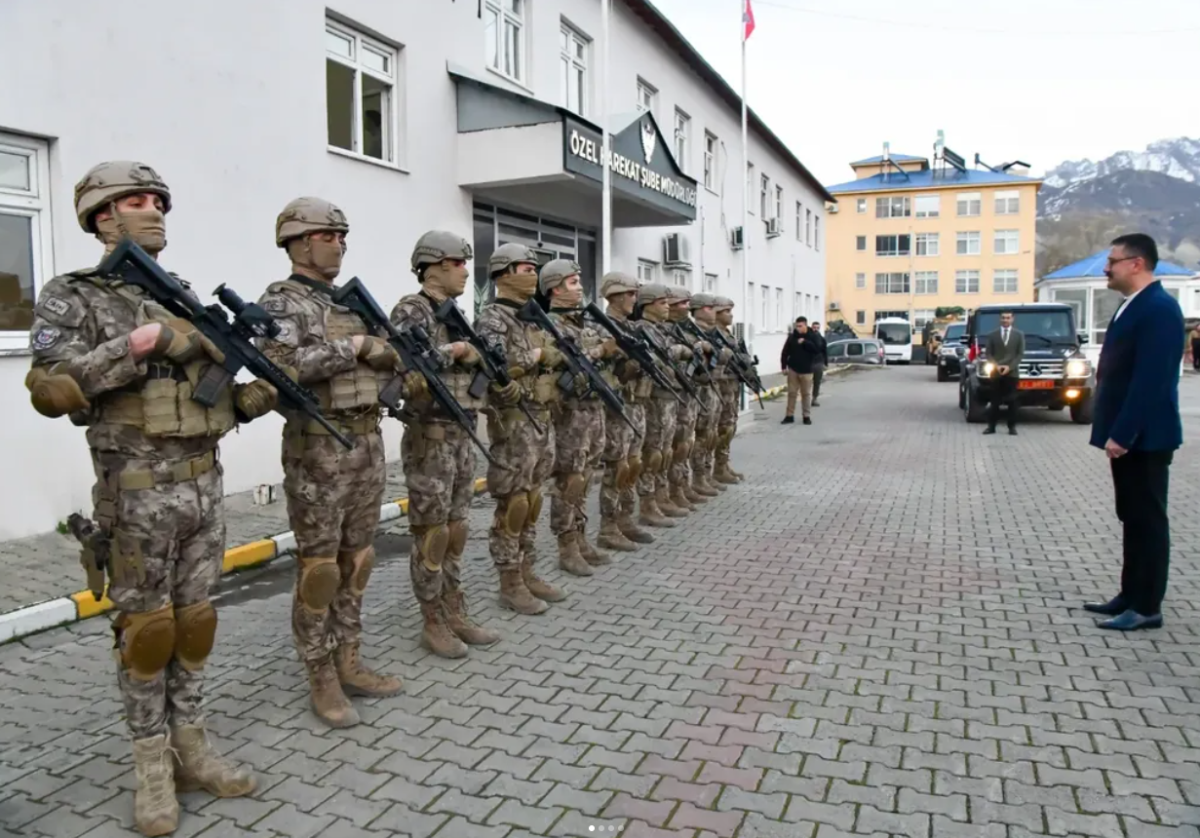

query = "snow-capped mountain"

[{"left": 1043, "top": 137, "right": 1200, "bottom": 189}]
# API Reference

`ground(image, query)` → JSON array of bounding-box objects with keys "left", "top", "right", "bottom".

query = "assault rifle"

[
  {"left": 672, "top": 320, "right": 720, "bottom": 383},
  {"left": 330, "top": 278, "right": 501, "bottom": 468},
  {"left": 97, "top": 237, "right": 352, "bottom": 448},
  {"left": 68, "top": 513, "right": 111, "bottom": 602},
  {"left": 433, "top": 298, "right": 543, "bottom": 434},
  {"left": 517, "top": 300, "right": 637, "bottom": 433},
  {"left": 706, "top": 326, "right": 766, "bottom": 409},
  {"left": 635, "top": 321, "right": 708, "bottom": 414},
  {"left": 583, "top": 302, "right": 682, "bottom": 403}
]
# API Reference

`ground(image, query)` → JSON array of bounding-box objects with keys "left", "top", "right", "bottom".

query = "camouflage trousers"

[
  {"left": 691, "top": 384, "right": 720, "bottom": 480},
  {"left": 401, "top": 420, "right": 477, "bottom": 603},
  {"left": 99, "top": 450, "right": 226, "bottom": 740},
  {"left": 638, "top": 394, "right": 677, "bottom": 496},
  {"left": 602, "top": 401, "right": 645, "bottom": 520},
  {"left": 550, "top": 400, "right": 605, "bottom": 536},
  {"left": 670, "top": 391, "right": 699, "bottom": 488},
  {"left": 716, "top": 380, "right": 741, "bottom": 462},
  {"left": 486, "top": 408, "right": 555, "bottom": 568},
  {"left": 283, "top": 430, "right": 386, "bottom": 665}
]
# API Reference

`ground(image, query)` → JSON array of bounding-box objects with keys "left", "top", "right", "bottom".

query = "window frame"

[
  {"left": 914, "top": 194, "right": 940, "bottom": 218},
  {"left": 914, "top": 271, "right": 938, "bottom": 295},
  {"left": 326, "top": 19, "right": 401, "bottom": 166},
  {"left": 703, "top": 272, "right": 717, "bottom": 292},
  {"left": 796, "top": 201, "right": 803, "bottom": 241},
  {"left": 559, "top": 22, "right": 589, "bottom": 116},
  {"left": 805, "top": 208, "right": 812, "bottom": 246},
  {"left": 774, "top": 184, "right": 783, "bottom": 222},
  {"left": 994, "top": 228, "right": 1019, "bottom": 255},
  {"left": 673, "top": 108, "right": 690, "bottom": 173},
  {"left": 876, "top": 234, "right": 911, "bottom": 257},
  {"left": 759, "top": 174, "right": 770, "bottom": 218},
  {"left": 956, "top": 191, "right": 982, "bottom": 217},
  {"left": 636, "top": 259, "right": 658, "bottom": 283},
  {"left": 915, "top": 232, "right": 939, "bottom": 257},
  {"left": 994, "top": 189, "right": 1020, "bottom": 215},
  {"left": 0, "top": 132, "right": 54, "bottom": 352},
  {"left": 636, "top": 76, "right": 657, "bottom": 115},
  {"left": 955, "top": 269, "right": 981, "bottom": 294},
  {"left": 956, "top": 231, "right": 981, "bottom": 256},
  {"left": 856, "top": 198, "right": 867, "bottom": 214},
  {"left": 874, "top": 272, "right": 911, "bottom": 295},
  {"left": 703, "top": 131, "right": 717, "bottom": 191},
  {"left": 856, "top": 236, "right": 867, "bottom": 252},
  {"left": 875, "top": 195, "right": 911, "bottom": 218},
  {"left": 485, "top": 0, "right": 527, "bottom": 84},
  {"left": 855, "top": 310, "right": 866, "bottom": 326},
  {"left": 855, "top": 272, "right": 866, "bottom": 289},
  {"left": 993, "top": 269, "right": 1019, "bottom": 294}
]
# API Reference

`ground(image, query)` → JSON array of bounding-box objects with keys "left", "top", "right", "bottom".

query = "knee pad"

[
  {"left": 628, "top": 456, "right": 643, "bottom": 486},
  {"left": 526, "top": 488, "right": 544, "bottom": 526},
  {"left": 174, "top": 601, "right": 217, "bottom": 672},
  {"left": 562, "top": 472, "right": 586, "bottom": 505},
  {"left": 501, "top": 494, "right": 529, "bottom": 537},
  {"left": 345, "top": 546, "right": 375, "bottom": 594},
  {"left": 615, "top": 459, "right": 632, "bottom": 490},
  {"left": 647, "top": 450, "right": 663, "bottom": 474},
  {"left": 297, "top": 556, "right": 340, "bottom": 611},
  {"left": 115, "top": 604, "right": 175, "bottom": 682},
  {"left": 413, "top": 525, "right": 448, "bottom": 573},
  {"left": 447, "top": 519, "right": 468, "bottom": 557},
  {"left": 675, "top": 440, "right": 691, "bottom": 462}
]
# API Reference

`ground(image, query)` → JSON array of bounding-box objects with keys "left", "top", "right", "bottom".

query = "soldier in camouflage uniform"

[
  {"left": 541, "top": 260, "right": 619, "bottom": 576},
  {"left": 665, "top": 287, "right": 715, "bottom": 511},
  {"left": 256, "top": 198, "right": 409, "bottom": 729},
  {"left": 596, "top": 273, "right": 655, "bottom": 551},
  {"left": 688, "top": 293, "right": 731, "bottom": 497},
  {"left": 713, "top": 296, "right": 746, "bottom": 484},
  {"left": 476, "top": 243, "right": 568, "bottom": 613},
  {"left": 26, "top": 162, "right": 273, "bottom": 836},
  {"left": 389, "top": 231, "right": 500, "bottom": 659}
]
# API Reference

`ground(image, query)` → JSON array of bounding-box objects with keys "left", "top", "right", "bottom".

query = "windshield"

[
  {"left": 944, "top": 324, "right": 966, "bottom": 341},
  {"left": 974, "top": 310, "right": 1075, "bottom": 342},
  {"left": 876, "top": 323, "right": 911, "bottom": 345}
]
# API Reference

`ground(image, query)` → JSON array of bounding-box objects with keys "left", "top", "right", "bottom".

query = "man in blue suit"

[{"left": 1084, "top": 234, "right": 1184, "bottom": 631}]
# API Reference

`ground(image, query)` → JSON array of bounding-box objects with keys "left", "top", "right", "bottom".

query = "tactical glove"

[
  {"left": 490, "top": 380, "right": 522, "bottom": 406},
  {"left": 233, "top": 380, "right": 278, "bottom": 422},
  {"left": 153, "top": 318, "right": 226, "bottom": 365},
  {"left": 617, "top": 359, "right": 642, "bottom": 383},
  {"left": 718, "top": 348, "right": 734, "bottom": 363},
  {"left": 358, "top": 336, "right": 402, "bottom": 371},
  {"left": 539, "top": 345, "right": 566, "bottom": 370},
  {"left": 26, "top": 368, "right": 90, "bottom": 418},
  {"left": 402, "top": 372, "right": 428, "bottom": 400}
]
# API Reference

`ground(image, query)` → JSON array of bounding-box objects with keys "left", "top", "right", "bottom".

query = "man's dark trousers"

[
  {"left": 812, "top": 363, "right": 824, "bottom": 401},
  {"left": 987, "top": 376, "right": 1018, "bottom": 430},
  {"left": 1112, "top": 450, "right": 1172, "bottom": 615}
]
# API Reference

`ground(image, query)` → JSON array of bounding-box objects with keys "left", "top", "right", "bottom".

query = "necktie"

[{"left": 1002, "top": 328, "right": 1008, "bottom": 345}]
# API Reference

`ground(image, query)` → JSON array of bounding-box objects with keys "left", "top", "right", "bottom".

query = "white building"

[{"left": 0, "top": 0, "right": 830, "bottom": 539}]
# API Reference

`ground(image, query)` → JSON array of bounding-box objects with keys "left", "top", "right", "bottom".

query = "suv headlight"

[
  {"left": 981, "top": 361, "right": 996, "bottom": 377},
  {"left": 1065, "top": 358, "right": 1090, "bottom": 377}
]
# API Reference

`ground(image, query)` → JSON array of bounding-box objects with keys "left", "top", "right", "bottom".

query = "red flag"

[{"left": 743, "top": 0, "right": 756, "bottom": 39}]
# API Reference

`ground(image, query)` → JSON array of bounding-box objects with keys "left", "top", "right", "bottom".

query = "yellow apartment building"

[{"left": 823, "top": 141, "right": 1042, "bottom": 346}]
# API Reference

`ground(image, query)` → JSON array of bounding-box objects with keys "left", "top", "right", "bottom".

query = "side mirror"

[{"left": 1078, "top": 333, "right": 1088, "bottom": 345}]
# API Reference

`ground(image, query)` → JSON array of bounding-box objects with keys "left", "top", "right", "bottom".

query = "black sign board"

[{"left": 562, "top": 112, "right": 698, "bottom": 221}]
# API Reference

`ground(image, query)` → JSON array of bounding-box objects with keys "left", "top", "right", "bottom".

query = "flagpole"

[
  {"left": 740, "top": 0, "right": 749, "bottom": 345},
  {"left": 601, "top": 0, "right": 612, "bottom": 277}
]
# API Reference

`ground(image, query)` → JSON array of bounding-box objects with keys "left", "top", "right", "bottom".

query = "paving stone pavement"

[{"left": 2, "top": 365, "right": 1199, "bottom": 838}]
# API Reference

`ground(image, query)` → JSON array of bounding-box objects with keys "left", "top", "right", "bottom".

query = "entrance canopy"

[{"left": 448, "top": 63, "right": 698, "bottom": 229}]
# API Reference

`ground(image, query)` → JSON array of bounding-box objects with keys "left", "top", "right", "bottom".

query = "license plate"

[{"left": 1018, "top": 380, "right": 1054, "bottom": 390}]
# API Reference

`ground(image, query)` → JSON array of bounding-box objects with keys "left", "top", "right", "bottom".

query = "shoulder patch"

[
  {"left": 262, "top": 297, "right": 289, "bottom": 315},
  {"left": 273, "top": 320, "right": 297, "bottom": 344},
  {"left": 40, "top": 296, "right": 71, "bottom": 318},
  {"left": 31, "top": 327, "right": 62, "bottom": 351}
]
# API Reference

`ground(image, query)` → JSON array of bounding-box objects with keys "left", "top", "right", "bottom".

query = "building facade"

[
  {"left": 0, "top": 0, "right": 828, "bottom": 539},
  {"left": 823, "top": 142, "right": 1041, "bottom": 342}
]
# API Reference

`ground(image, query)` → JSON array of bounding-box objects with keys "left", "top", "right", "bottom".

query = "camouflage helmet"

[
  {"left": 488, "top": 242, "right": 540, "bottom": 277},
  {"left": 74, "top": 161, "right": 172, "bottom": 233},
  {"left": 637, "top": 282, "right": 672, "bottom": 305},
  {"left": 714, "top": 295, "right": 735, "bottom": 310},
  {"left": 667, "top": 285, "right": 692, "bottom": 303},
  {"left": 275, "top": 197, "right": 349, "bottom": 247},
  {"left": 599, "top": 271, "right": 639, "bottom": 298},
  {"left": 411, "top": 230, "right": 473, "bottom": 276},
  {"left": 690, "top": 292, "right": 717, "bottom": 311},
  {"left": 538, "top": 258, "right": 581, "bottom": 295}
]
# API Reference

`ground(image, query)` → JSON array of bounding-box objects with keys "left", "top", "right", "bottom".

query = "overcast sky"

[{"left": 648, "top": 0, "right": 1199, "bottom": 186}]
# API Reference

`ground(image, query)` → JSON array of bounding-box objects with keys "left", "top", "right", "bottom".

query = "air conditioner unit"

[
  {"left": 730, "top": 226, "right": 744, "bottom": 250},
  {"left": 829, "top": 301, "right": 841, "bottom": 310},
  {"left": 663, "top": 233, "right": 691, "bottom": 265},
  {"left": 828, "top": 204, "right": 839, "bottom": 213},
  {"left": 765, "top": 217, "right": 782, "bottom": 238}
]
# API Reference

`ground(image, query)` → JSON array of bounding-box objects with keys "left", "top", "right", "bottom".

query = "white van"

[{"left": 875, "top": 317, "right": 913, "bottom": 364}]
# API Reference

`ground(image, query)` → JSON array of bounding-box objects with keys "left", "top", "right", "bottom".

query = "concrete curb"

[{"left": 0, "top": 371, "right": 834, "bottom": 643}]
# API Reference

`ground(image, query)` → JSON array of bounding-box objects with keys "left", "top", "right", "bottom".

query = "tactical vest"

[
  {"left": 398, "top": 295, "right": 487, "bottom": 415},
  {"left": 77, "top": 278, "right": 236, "bottom": 438}
]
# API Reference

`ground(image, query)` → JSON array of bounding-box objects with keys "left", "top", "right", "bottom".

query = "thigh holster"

[
  {"left": 114, "top": 604, "right": 175, "bottom": 681},
  {"left": 297, "top": 556, "right": 340, "bottom": 613},
  {"left": 174, "top": 601, "right": 217, "bottom": 672}
]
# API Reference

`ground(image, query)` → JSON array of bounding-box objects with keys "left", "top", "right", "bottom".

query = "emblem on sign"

[{"left": 640, "top": 120, "right": 656, "bottom": 164}]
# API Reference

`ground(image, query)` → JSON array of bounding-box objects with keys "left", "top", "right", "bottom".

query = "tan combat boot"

[
  {"left": 306, "top": 656, "right": 360, "bottom": 728},
  {"left": 672, "top": 483, "right": 700, "bottom": 510},
  {"left": 702, "top": 470, "right": 727, "bottom": 493},
  {"left": 557, "top": 532, "right": 594, "bottom": 576},
  {"left": 577, "top": 528, "right": 612, "bottom": 565},
  {"left": 499, "top": 565, "right": 549, "bottom": 615},
  {"left": 336, "top": 643, "right": 404, "bottom": 694},
  {"left": 657, "top": 485, "right": 689, "bottom": 518},
  {"left": 638, "top": 494, "right": 676, "bottom": 529},
  {"left": 598, "top": 517, "right": 639, "bottom": 552},
  {"left": 691, "top": 477, "right": 719, "bottom": 498},
  {"left": 419, "top": 601, "right": 468, "bottom": 659},
  {"left": 131, "top": 735, "right": 179, "bottom": 837},
  {"left": 619, "top": 509, "right": 657, "bottom": 543},
  {"left": 714, "top": 455, "right": 740, "bottom": 485},
  {"left": 523, "top": 555, "right": 567, "bottom": 602},
  {"left": 171, "top": 722, "right": 256, "bottom": 798},
  {"left": 443, "top": 589, "right": 500, "bottom": 646}
]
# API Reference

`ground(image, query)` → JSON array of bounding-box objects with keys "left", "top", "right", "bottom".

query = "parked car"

[
  {"left": 828, "top": 338, "right": 886, "bottom": 365},
  {"left": 958, "top": 303, "right": 1095, "bottom": 424},
  {"left": 936, "top": 322, "right": 968, "bottom": 382}
]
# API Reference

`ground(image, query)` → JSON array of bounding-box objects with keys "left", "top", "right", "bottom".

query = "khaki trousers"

[{"left": 785, "top": 371, "right": 813, "bottom": 418}]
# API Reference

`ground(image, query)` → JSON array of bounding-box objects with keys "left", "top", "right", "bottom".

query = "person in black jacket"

[
  {"left": 810, "top": 321, "right": 828, "bottom": 407},
  {"left": 780, "top": 317, "right": 821, "bottom": 425}
]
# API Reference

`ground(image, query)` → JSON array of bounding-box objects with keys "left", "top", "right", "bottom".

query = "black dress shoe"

[
  {"left": 1008, "top": 427, "right": 1018, "bottom": 436},
  {"left": 982, "top": 427, "right": 996, "bottom": 435},
  {"left": 1083, "top": 595, "right": 1127, "bottom": 616},
  {"left": 781, "top": 416, "right": 794, "bottom": 425},
  {"left": 1096, "top": 610, "right": 1163, "bottom": 631}
]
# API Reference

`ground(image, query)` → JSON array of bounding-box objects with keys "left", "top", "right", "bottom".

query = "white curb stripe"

[{"left": 0, "top": 598, "right": 78, "bottom": 644}]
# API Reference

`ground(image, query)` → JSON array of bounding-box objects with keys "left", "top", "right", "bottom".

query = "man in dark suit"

[
  {"left": 983, "top": 311, "right": 1025, "bottom": 436},
  {"left": 1084, "top": 233, "right": 1184, "bottom": 631}
]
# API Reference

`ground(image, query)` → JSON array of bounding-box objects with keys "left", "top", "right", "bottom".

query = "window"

[
  {"left": 637, "top": 259, "right": 658, "bottom": 282},
  {"left": 636, "top": 77, "right": 657, "bottom": 114},
  {"left": 957, "top": 192, "right": 981, "bottom": 216},
  {"left": 913, "top": 309, "right": 935, "bottom": 332},
  {"left": 748, "top": 283, "right": 755, "bottom": 322},
  {"left": 915, "top": 195, "right": 940, "bottom": 218},
  {"left": 855, "top": 272, "right": 866, "bottom": 289},
  {"left": 670, "top": 269, "right": 689, "bottom": 288},
  {"left": 760, "top": 174, "right": 769, "bottom": 217},
  {"left": 876, "top": 234, "right": 911, "bottom": 257},
  {"left": 746, "top": 163, "right": 754, "bottom": 213},
  {"left": 993, "top": 269, "right": 1018, "bottom": 294},
  {"left": 326, "top": 20, "right": 399, "bottom": 163},
  {"left": 805, "top": 209, "right": 812, "bottom": 246},
  {"left": 874, "top": 272, "right": 910, "bottom": 294},
  {"left": 956, "top": 231, "right": 981, "bottom": 255},
  {"left": 794, "top": 292, "right": 803, "bottom": 318},
  {"left": 829, "top": 343, "right": 846, "bottom": 358},
  {"left": 796, "top": 202, "right": 803, "bottom": 241},
  {"left": 485, "top": 0, "right": 525, "bottom": 82},
  {"left": 955, "top": 269, "right": 980, "bottom": 294},
  {"left": 915, "top": 232, "right": 939, "bottom": 257},
  {"left": 703, "top": 272, "right": 717, "bottom": 292},
  {"left": 857, "top": 198, "right": 867, "bottom": 214},
  {"left": 915, "top": 271, "right": 938, "bottom": 295},
  {"left": 774, "top": 185, "right": 783, "bottom": 222},
  {"left": 0, "top": 133, "right": 53, "bottom": 348},
  {"left": 761, "top": 285, "right": 769, "bottom": 329},
  {"left": 856, "top": 236, "right": 867, "bottom": 252},
  {"left": 994, "top": 189, "right": 1020, "bottom": 215},
  {"left": 875, "top": 196, "right": 911, "bottom": 218},
  {"left": 703, "top": 132, "right": 717, "bottom": 190},
  {"left": 994, "top": 229, "right": 1019, "bottom": 255},
  {"left": 673, "top": 109, "right": 690, "bottom": 171},
  {"left": 775, "top": 288, "right": 783, "bottom": 330},
  {"left": 560, "top": 24, "right": 588, "bottom": 115},
  {"left": 814, "top": 217, "right": 820, "bottom": 251},
  {"left": 846, "top": 342, "right": 864, "bottom": 357},
  {"left": 855, "top": 310, "right": 866, "bottom": 326}
]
